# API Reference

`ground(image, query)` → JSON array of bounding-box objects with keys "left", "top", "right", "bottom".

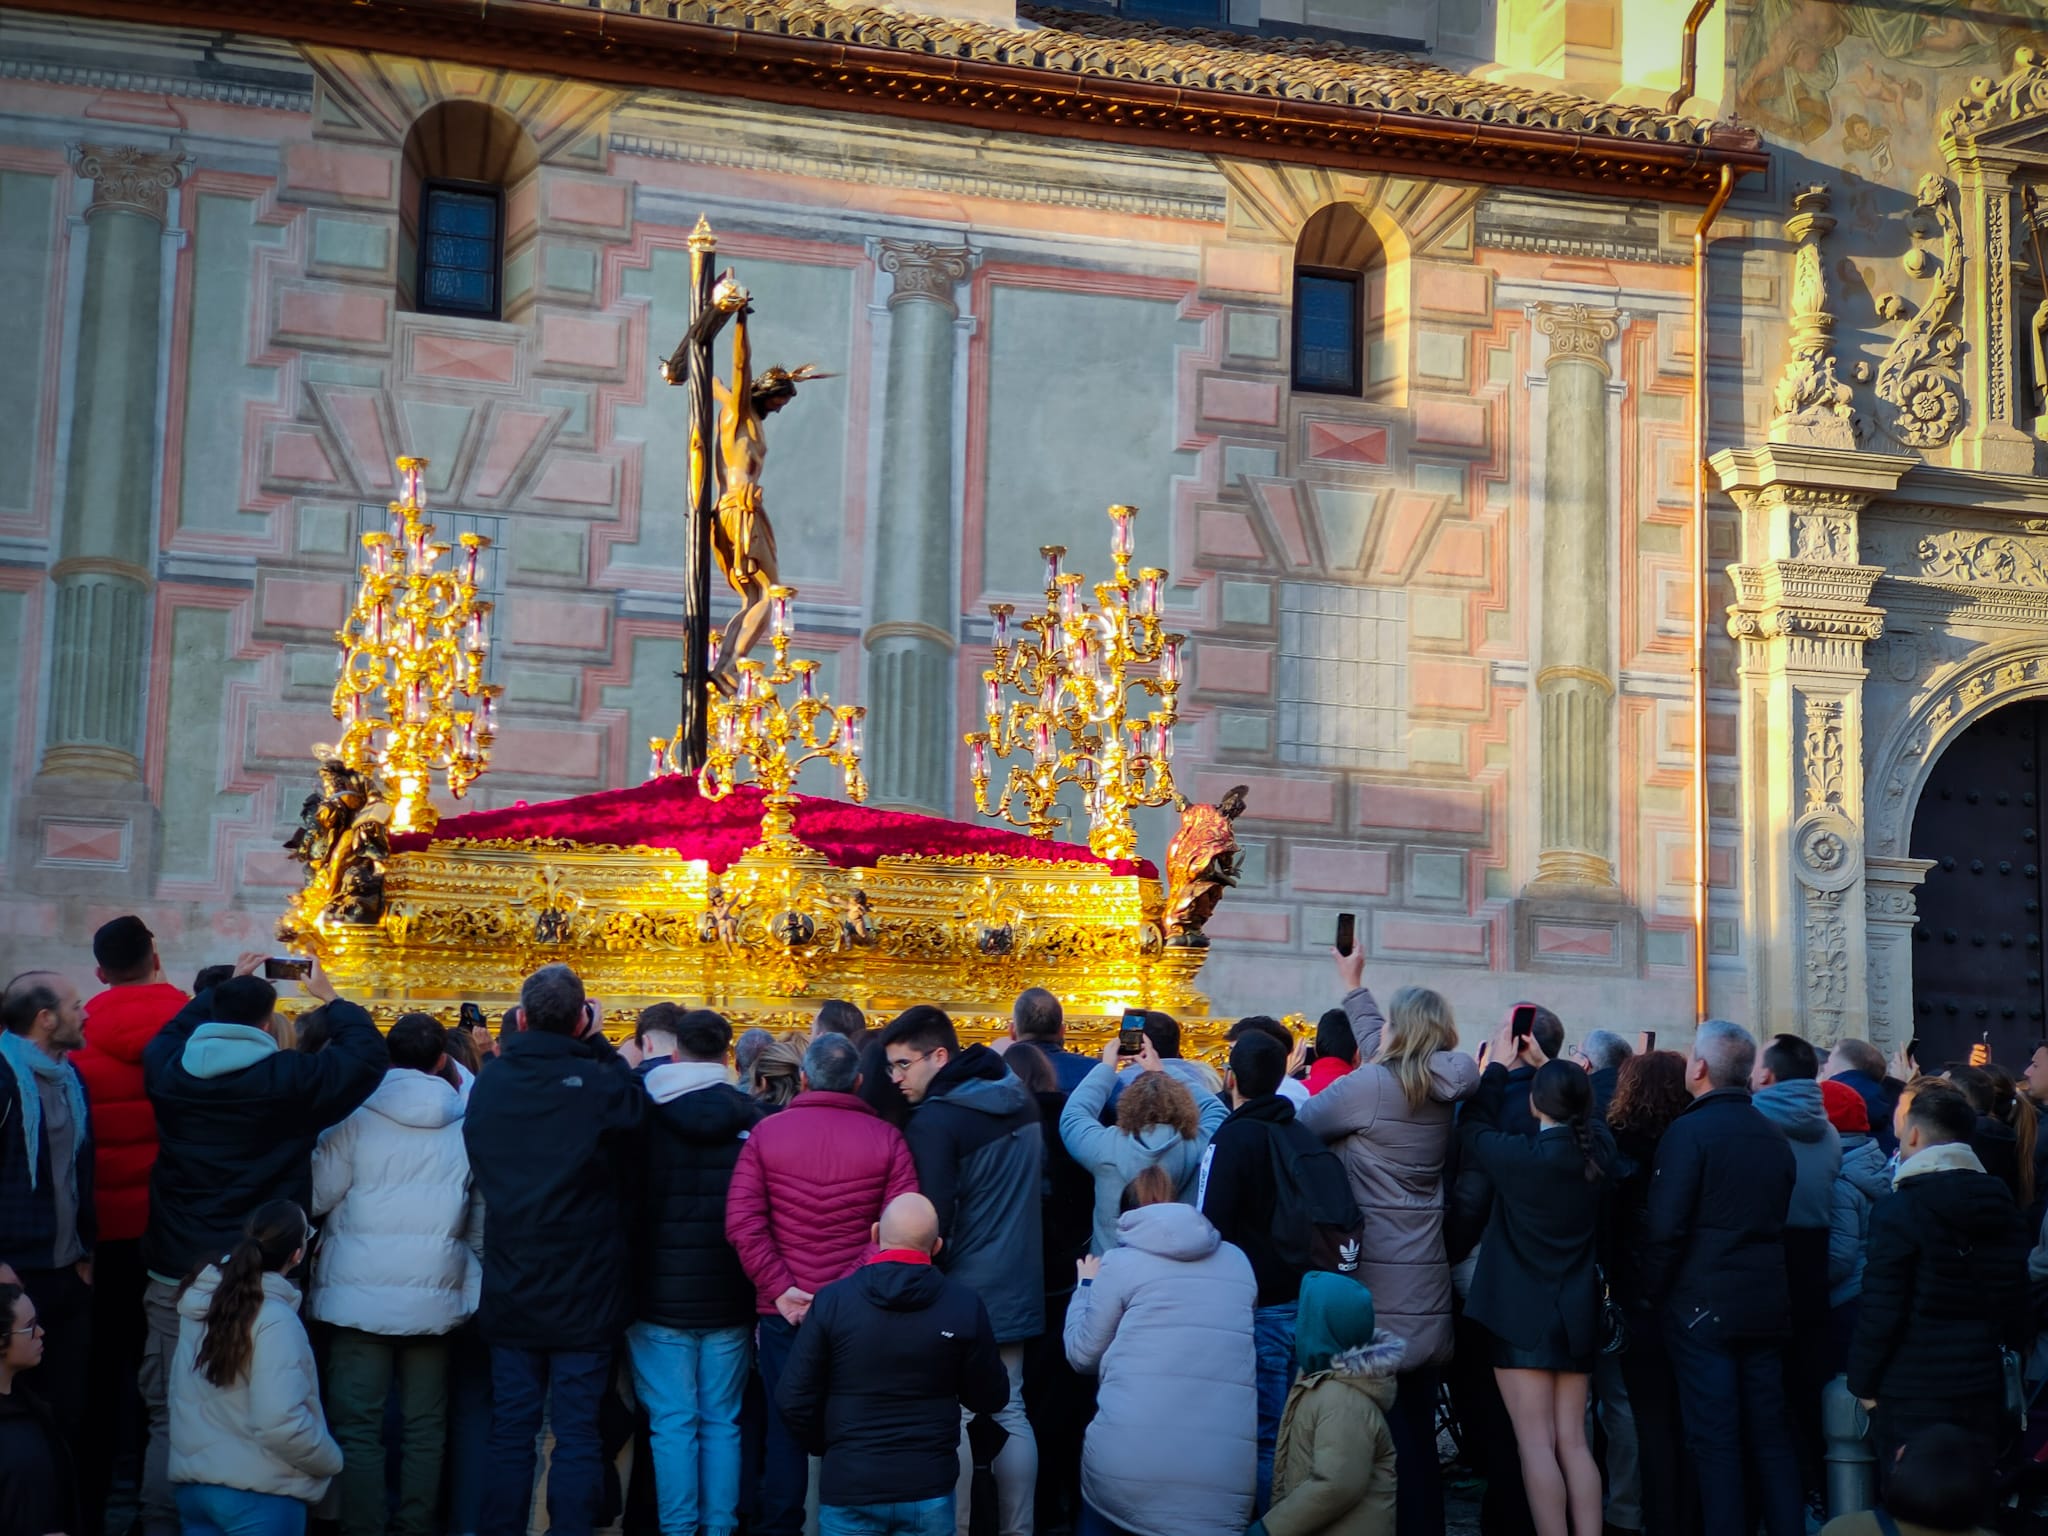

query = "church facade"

[{"left": 5, "top": 0, "right": 2048, "bottom": 1057}]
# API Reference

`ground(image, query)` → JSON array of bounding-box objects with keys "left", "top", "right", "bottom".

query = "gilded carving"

[
  {"left": 1770, "top": 186, "right": 1856, "bottom": 449},
  {"left": 72, "top": 142, "right": 187, "bottom": 223},
  {"left": 1534, "top": 303, "right": 1620, "bottom": 368},
  {"left": 1875, "top": 175, "right": 1965, "bottom": 448}
]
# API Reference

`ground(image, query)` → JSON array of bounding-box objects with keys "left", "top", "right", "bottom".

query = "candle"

[
  {"left": 408, "top": 679, "right": 424, "bottom": 721},
  {"left": 1110, "top": 504, "right": 1135, "bottom": 558},
  {"left": 348, "top": 689, "right": 365, "bottom": 722},
  {"left": 1077, "top": 754, "right": 1096, "bottom": 784},
  {"left": 371, "top": 604, "right": 386, "bottom": 645},
  {"left": 1161, "top": 635, "right": 1184, "bottom": 685},
  {"left": 480, "top": 690, "right": 497, "bottom": 732},
  {"left": 799, "top": 664, "right": 816, "bottom": 702},
  {"left": 1041, "top": 545, "right": 1065, "bottom": 591},
  {"left": 771, "top": 589, "right": 791, "bottom": 640},
  {"left": 989, "top": 604, "right": 1012, "bottom": 650},
  {"left": 1058, "top": 575, "right": 1079, "bottom": 623},
  {"left": 1159, "top": 719, "right": 1175, "bottom": 762},
  {"left": 984, "top": 671, "right": 1001, "bottom": 720},
  {"left": 846, "top": 709, "right": 864, "bottom": 756},
  {"left": 403, "top": 461, "right": 422, "bottom": 506},
  {"left": 707, "top": 631, "right": 723, "bottom": 671},
  {"left": 648, "top": 738, "right": 666, "bottom": 780},
  {"left": 971, "top": 736, "right": 989, "bottom": 780},
  {"left": 1033, "top": 720, "right": 1053, "bottom": 766},
  {"left": 461, "top": 534, "right": 484, "bottom": 586},
  {"left": 720, "top": 714, "right": 739, "bottom": 752},
  {"left": 1140, "top": 568, "right": 1163, "bottom": 618},
  {"left": 1040, "top": 672, "right": 1058, "bottom": 713}
]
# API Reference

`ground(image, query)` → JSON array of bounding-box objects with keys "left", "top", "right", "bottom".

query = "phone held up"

[
  {"left": 263, "top": 956, "right": 313, "bottom": 982},
  {"left": 459, "top": 1001, "right": 487, "bottom": 1033},
  {"left": 1118, "top": 1009, "right": 1147, "bottom": 1058},
  {"left": 1509, "top": 1002, "right": 1538, "bottom": 1042},
  {"left": 1334, "top": 911, "right": 1357, "bottom": 958}
]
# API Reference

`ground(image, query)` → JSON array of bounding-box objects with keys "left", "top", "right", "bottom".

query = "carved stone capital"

[
  {"left": 1771, "top": 184, "right": 1857, "bottom": 449},
  {"left": 877, "top": 241, "right": 977, "bottom": 312},
  {"left": 1710, "top": 443, "right": 1915, "bottom": 568},
  {"left": 1533, "top": 303, "right": 1619, "bottom": 371},
  {"left": 72, "top": 143, "right": 187, "bottom": 224}
]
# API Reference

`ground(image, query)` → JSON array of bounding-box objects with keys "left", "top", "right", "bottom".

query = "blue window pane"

[
  {"left": 425, "top": 265, "right": 494, "bottom": 312},
  {"left": 419, "top": 183, "right": 501, "bottom": 318},
  {"left": 427, "top": 233, "right": 496, "bottom": 272},
  {"left": 1295, "top": 272, "right": 1360, "bottom": 393},
  {"left": 426, "top": 190, "right": 498, "bottom": 239}
]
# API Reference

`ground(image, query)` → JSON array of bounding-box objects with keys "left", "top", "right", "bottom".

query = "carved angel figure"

[
  {"left": 1161, "top": 785, "right": 1248, "bottom": 948},
  {"left": 700, "top": 884, "right": 743, "bottom": 947},
  {"left": 836, "top": 888, "right": 875, "bottom": 951},
  {"left": 323, "top": 801, "right": 392, "bottom": 927},
  {"left": 285, "top": 756, "right": 371, "bottom": 872}
]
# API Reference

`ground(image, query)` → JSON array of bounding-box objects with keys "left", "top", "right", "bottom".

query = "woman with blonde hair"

[
  {"left": 747, "top": 1034, "right": 806, "bottom": 1112},
  {"left": 1061, "top": 1033, "right": 1229, "bottom": 1255},
  {"left": 1298, "top": 950, "right": 1479, "bottom": 1536}
]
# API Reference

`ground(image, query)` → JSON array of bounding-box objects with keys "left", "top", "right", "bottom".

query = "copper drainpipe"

[
  {"left": 1691, "top": 161, "right": 1736, "bottom": 1024},
  {"left": 1667, "top": 0, "right": 1720, "bottom": 115}
]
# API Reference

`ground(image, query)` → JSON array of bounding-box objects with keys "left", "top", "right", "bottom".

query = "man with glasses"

[
  {"left": 877, "top": 1006, "right": 1042, "bottom": 1536},
  {"left": 727, "top": 1033, "right": 918, "bottom": 1536}
]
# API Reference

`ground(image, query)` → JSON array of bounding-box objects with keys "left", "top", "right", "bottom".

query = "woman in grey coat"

[
  {"left": 1060, "top": 1034, "right": 1229, "bottom": 1256},
  {"left": 1064, "top": 1167, "right": 1258, "bottom": 1536}
]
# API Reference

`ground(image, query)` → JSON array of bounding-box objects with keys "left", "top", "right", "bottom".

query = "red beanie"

[{"left": 1822, "top": 1078, "right": 1870, "bottom": 1134}]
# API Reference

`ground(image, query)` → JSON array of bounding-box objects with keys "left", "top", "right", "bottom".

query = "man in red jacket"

[
  {"left": 726, "top": 1033, "right": 918, "bottom": 1536},
  {"left": 73, "top": 915, "right": 186, "bottom": 1529}
]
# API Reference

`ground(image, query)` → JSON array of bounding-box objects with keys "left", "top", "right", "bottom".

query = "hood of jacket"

[
  {"left": 181, "top": 1021, "right": 280, "bottom": 1079},
  {"left": 1306, "top": 1332, "right": 1406, "bottom": 1411},
  {"left": 1225, "top": 1092, "right": 1299, "bottom": 1129},
  {"left": 175, "top": 1263, "right": 303, "bottom": 1323},
  {"left": 928, "top": 1043, "right": 1031, "bottom": 1117},
  {"left": 1753, "top": 1077, "right": 1831, "bottom": 1143},
  {"left": 641, "top": 1059, "right": 729, "bottom": 1105},
  {"left": 360, "top": 1066, "right": 465, "bottom": 1131},
  {"left": 1113, "top": 1198, "right": 1221, "bottom": 1261},
  {"left": 1294, "top": 1268, "right": 1378, "bottom": 1374},
  {"left": 643, "top": 1069, "right": 761, "bottom": 1143},
  {"left": 1896, "top": 1141, "right": 1985, "bottom": 1186},
  {"left": 1840, "top": 1134, "right": 1891, "bottom": 1200},
  {"left": 83, "top": 983, "right": 189, "bottom": 1063},
  {"left": 855, "top": 1257, "right": 948, "bottom": 1312},
  {"left": 1127, "top": 1122, "right": 1187, "bottom": 1158}
]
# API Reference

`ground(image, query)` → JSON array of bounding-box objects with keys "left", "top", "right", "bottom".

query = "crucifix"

[{"left": 657, "top": 216, "right": 828, "bottom": 773}]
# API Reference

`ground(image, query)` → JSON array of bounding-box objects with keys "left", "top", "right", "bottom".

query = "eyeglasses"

[
  {"left": 6, "top": 1319, "right": 42, "bottom": 1338},
  {"left": 886, "top": 1050, "right": 931, "bottom": 1080}
]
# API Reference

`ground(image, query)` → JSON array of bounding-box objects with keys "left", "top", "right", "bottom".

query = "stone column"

[
  {"left": 1531, "top": 302, "right": 1620, "bottom": 891},
  {"left": 1864, "top": 855, "right": 1935, "bottom": 1049},
  {"left": 1714, "top": 442, "right": 1914, "bottom": 1042},
  {"left": 863, "top": 240, "right": 975, "bottom": 814},
  {"left": 16, "top": 144, "right": 184, "bottom": 894}
]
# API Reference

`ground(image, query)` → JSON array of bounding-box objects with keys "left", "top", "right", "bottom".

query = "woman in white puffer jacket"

[{"left": 308, "top": 1013, "right": 482, "bottom": 1536}]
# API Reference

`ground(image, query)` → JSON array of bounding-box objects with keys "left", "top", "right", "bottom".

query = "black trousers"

[
  {"left": 1025, "top": 1287, "right": 1094, "bottom": 1536},
  {"left": 1616, "top": 1312, "right": 1698, "bottom": 1536}
]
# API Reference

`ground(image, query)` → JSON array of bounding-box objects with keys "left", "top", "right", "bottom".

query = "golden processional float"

[{"left": 278, "top": 224, "right": 1247, "bottom": 1046}]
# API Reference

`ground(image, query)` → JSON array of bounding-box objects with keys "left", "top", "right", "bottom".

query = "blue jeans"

[
  {"left": 626, "top": 1321, "right": 752, "bottom": 1536},
  {"left": 1252, "top": 1302, "right": 1298, "bottom": 1514},
  {"left": 1075, "top": 1504, "right": 1138, "bottom": 1536},
  {"left": 175, "top": 1484, "right": 306, "bottom": 1536},
  {"left": 755, "top": 1314, "right": 808, "bottom": 1536},
  {"left": 1663, "top": 1322, "right": 1805, "bottom": 1536},
  {"left": 818, "top": 1495, "right": 955, "bottom": 1536},
  {"left": 480, "top": 1345, "right": 612, "bottom": 1536}
]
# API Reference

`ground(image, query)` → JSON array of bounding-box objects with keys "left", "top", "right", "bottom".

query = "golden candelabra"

[
  {"left": 329, "top": 456, "right": 499, "bottom": 835},
  {"left": 650, "top": 585, "right": 868, "bottom": 848},
  {"left": 965, "top": 504, "right": 1185, "bottom": 861}
]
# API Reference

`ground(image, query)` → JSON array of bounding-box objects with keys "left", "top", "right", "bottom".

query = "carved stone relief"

[
  {"left": 1916, "top": 527, "right": 2048, "bottom": 586},
  {"left": 1874, "top": 175, "right": 1965, "bottom": 449},
  {"left": 1802, "top": 697, "right": 1846, "bottom": 812},
  {"left": 1770, "top": 185, "right": 1856, "bottom": 449}
]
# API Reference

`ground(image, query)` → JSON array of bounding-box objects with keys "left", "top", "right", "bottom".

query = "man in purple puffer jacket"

[{"left": 727, "top": 1033, "right": 919, "bottom": 1536}]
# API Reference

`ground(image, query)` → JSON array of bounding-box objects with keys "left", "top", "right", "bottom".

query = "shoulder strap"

[{"left": 1873, "top": 1509, "right": 1901, "bottom": 1536}]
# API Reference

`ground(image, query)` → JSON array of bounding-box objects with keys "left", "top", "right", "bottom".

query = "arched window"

[
  {"left": 399, "top": 102, "right": 538, "bottom": 323},
  {"left": 1292, "top": 204, "right": 1402, "bottom": 402}
]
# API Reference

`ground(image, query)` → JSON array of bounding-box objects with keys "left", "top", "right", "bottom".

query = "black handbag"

[{"left": 1597, "top": 1265, "right": 1628, "bottom": 1355}]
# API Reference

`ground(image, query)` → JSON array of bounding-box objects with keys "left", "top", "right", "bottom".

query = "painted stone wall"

[{"left": 0, "top": 7, "right": 1733, "bottom": 1032}]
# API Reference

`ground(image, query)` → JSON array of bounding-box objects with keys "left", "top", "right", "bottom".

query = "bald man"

[{"left": 776, "top": 1194, "right": 1008, "bottom": 1536}]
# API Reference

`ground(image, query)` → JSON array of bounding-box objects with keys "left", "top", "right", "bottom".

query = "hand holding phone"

[
  {"left": 263, "top": 955, "right": 314, "bottom": 982},
  {"left": 1334, "top": 912, "right": 1357, "bottom": 958},
  {"left": 1118, "top": 1009, "right": 1146, "bottom": 1058}
]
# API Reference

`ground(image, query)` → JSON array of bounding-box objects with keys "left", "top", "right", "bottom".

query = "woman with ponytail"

[
  {"left": 169, "top": 1200, "right": 341, "bottom": 1535},
  {"left": 1456, "top": 1025, "right": 1613, "bottom": 1536}
]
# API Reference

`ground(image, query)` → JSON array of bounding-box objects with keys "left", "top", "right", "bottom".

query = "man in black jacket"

[
  {"left": 881, "top": 1006, "right": 1041, "bottom": 1536},
  {"left": 777, "top": 1192, "right": 1009, "bottom": 1536},
  {"left": 628, "top": 1006, "right": 764, "bottom": 1536},
  {"left": 464, "top": 963, "right": 644, "bottom": 1536},
  {"left": 1849, "top": 1077, "right": 2031, "bottom": 1461},
  {"left": 138, "top": 953, "right": 384, "bottom": 1536},
  {"left": 1642, "top": 1018, "right": 1803, "bottom": 1536},
  {"left": 1198, "top": 1030, "right": 1347, "bottom": 1514}
]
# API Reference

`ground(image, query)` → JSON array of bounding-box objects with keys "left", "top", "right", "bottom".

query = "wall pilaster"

[
  {"left": 863, "top": 240, "right": 976, "bottom": 814},
  {"left": 1713, "top": 443, "right": 1914, "bottom": 1043}
]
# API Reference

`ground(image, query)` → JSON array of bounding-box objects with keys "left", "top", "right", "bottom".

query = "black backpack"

[{"left": 1267, "top": 1123, "right": 1365, "bottom": 1279}]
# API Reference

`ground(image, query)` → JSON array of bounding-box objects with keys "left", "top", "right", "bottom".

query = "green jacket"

[{"left": 1261, "top": 1331, "right": 1403, "bottom": 1536}]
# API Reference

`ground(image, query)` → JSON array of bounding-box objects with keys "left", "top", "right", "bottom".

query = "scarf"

[
  {"left": 0, "top": 1032, "right": 87, "bottom": 1192},
  {"left": 1893, "top": 1140, "right": 1985, "bottom": 1187}
]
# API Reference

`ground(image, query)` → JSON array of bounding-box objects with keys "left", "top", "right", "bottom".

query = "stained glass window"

[
  {"left": 1293, "top": 269, "right": 1362, "bottom": 395},
  {"left": 418, "top": 183, "right": 502, "bottom": 320}
]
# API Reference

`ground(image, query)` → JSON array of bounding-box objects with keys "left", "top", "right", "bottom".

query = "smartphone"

[
  {"left": 459, "top": 1002, "right": 486, "bottom": 1032},
  {"left": 1905, "top": 1037, "right": 1921, "bottom": 1071},
  {"left": 1638, "top": 1029, "right": 1657, "bottom": 1053},
  {"left": 1510, "top": 1003, "right": 1537, "bottom": 1041},
  {"left": 1334, "top": 912, "right": 1357, "bottom": 958},
  {"left": 1118, "top": 1009, "right": 1146, "bottom": 1057},
  {"left": 263, "top": 956, "right": 313, "bottom": 982}
]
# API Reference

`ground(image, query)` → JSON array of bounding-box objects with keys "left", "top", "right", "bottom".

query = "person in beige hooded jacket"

[{"left": 169, "top": 1200, "right": 341, "bottom": 1535}]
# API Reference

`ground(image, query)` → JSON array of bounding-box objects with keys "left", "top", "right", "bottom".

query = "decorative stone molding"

[
  {"left": 72, "top": 143, "right": 187, "bottom": 224},
  {"left": 1944, "top": 46, "right": 2048, "bottom": 140},
  {"left": 1864, "top": 855, "right": 1934, "bottom": 1046},
  {"left": 877, "top": 241, "right": 977, "bottom": 313},
  {"left": 1802, "top": 696, "right": 1846, "bottom": 812},
  {"left": 1915, "top": 528, "right": 2048, "bottom": 586},
  {"left": 1533, "top": 303, "right": 1620, "bottom": 368},
  {"left": 1874, "top": 174, "right": 1964, "bottom": 450},
  {"left": 1770, "top": 185, "right": 1855, "bottom": 450}
]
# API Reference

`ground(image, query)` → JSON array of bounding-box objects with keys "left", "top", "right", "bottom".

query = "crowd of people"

[{"left": 0, "top": 916, "right": 2043, "bottom": 1536}]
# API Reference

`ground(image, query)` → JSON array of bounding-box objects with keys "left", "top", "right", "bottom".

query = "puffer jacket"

[
  {"left": 1060, "top": 1060, "right": 1227, "bottom": 1256},
  {"left": 1064, "top": 1202, "right": 1257, "bottom": 1536},
  {"left": 1753, "top": 1078, "right": 1843, "bottom": 1230},
  {"left": 903, "top": 1045, "right": 1045, "bottom": 1341},
  {"left": 1296, "top": 985, "right": 1479, "bottom": 1366},
  {"left": 169, "top": 1266, "right": 342, "bottom": 1502},
  {"left": 1264, "top": 1347, "right": 1401, "bottom": 1536},
  {"left": 75, "top": 981, "right": 186, "bottom": 1241},
  {"left": 635, "top": 1059, "right": 763, "bottom": 1330},
  {"left": 1828, "top": 1132, "right": 1891, "bottom": 1308},
  {"left": 308, "top": 1066, "right": 480, "bottom": 1336},
  {"left": 726, "top": 1089, "right": 918, "bottom": 1315}
]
